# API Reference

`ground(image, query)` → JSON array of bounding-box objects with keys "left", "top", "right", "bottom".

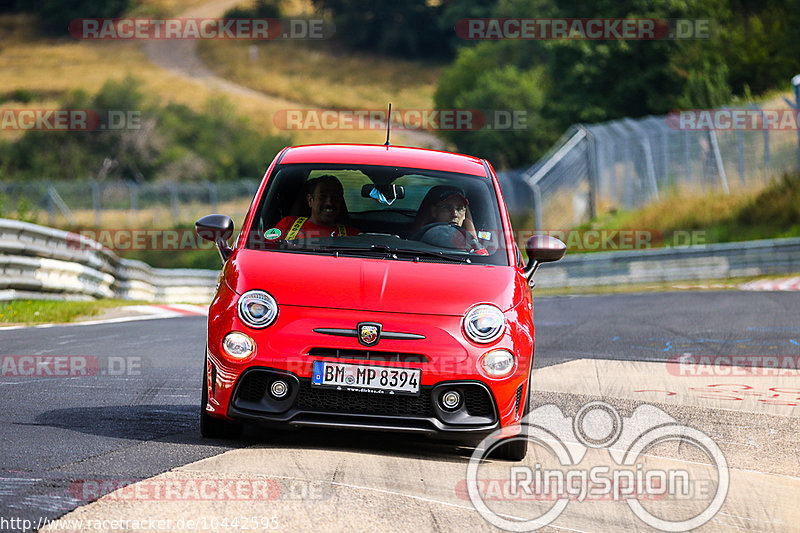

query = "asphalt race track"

[{"left": 1, "top": 291, "right": 798, "bottom": 532}]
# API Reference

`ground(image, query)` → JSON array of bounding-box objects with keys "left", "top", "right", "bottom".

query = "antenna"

[{"left": 384, "top": 103, "right": 392, "bottom": 146}]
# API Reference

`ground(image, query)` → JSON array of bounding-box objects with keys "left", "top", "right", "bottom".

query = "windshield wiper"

[
  {"left": 326, "top": 243, "right": 471, "bottom": 263},
  {"left": 279, "top": 240, "right": 471, "bottom": 263}
]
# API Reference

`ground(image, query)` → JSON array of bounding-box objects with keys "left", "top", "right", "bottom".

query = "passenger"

[{"left": 273, "top": 175, "right": 360, "bottom": 239}]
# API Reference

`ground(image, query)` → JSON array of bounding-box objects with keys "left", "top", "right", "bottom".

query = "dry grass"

[
  {"left": 196, "top": 39, "right": 442, "bottom": 111},
  {"left": 0, "top": 14, "right": 288, "bottom": 138}
]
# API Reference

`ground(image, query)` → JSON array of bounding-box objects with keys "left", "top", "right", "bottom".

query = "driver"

[
  {"left": 412, "top": 186, "right": 488, "bottom": 255},
  {"left": 431, "top": 188, "right": 469, "bottom": 226},
  {"left": 273, "top": 175, "right": 360, "bottom": 239}
]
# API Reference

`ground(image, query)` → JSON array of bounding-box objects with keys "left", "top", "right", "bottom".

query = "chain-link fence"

[
  {"left": 517, "top": 107, "right": 800, "bottom": 229},
  {"left": 0, "top": 180, "right": 260, "bottom": 228}
]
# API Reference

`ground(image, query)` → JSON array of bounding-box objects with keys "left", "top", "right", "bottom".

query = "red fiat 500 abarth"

[{"left": 196, "top": 144, "right": 565, "bottom": 460}]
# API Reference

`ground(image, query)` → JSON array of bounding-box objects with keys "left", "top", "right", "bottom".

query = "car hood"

[{"left": 225, "top": 249, "right": 520, "bottom": 316}]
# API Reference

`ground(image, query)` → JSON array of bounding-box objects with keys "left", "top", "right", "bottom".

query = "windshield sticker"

[
  {"left": 478, "top": 231, "right": 492, "bottom": 240},
  {"left": 264, "top": 228, "right": 282, "bottom": 240}
]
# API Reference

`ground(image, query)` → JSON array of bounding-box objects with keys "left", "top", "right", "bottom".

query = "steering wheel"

[{"left": 411, "top": 222, "right": 483, "bottom": 252}]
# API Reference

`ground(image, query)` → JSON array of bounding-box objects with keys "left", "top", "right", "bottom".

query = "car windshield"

[{"left": 246, "top": 163, "right": 510, "bottom": 266}]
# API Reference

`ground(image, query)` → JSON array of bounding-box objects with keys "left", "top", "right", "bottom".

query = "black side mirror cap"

[
  {"left": 523, "top": 235, "right": 566, "bottom": 287},
  {"left": 196, "top": 214, "right": 234, "bottom": 262}
]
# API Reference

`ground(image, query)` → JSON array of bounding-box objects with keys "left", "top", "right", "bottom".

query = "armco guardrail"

[
  {"left": 535, "top": 237, "right": 800, "bottom": 288},
  {"left": 0, "top": 219, "right": 218, "bottom": 303},
  {"left": 2, "top": 219, "right": 800, "bottom": 299}
]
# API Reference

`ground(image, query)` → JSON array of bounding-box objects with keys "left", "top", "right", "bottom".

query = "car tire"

[
  {"left": 200, "top": 356, "right": 243, "bottom": 439},
  {"left": 489, "top": 377, "right": 531, "bottom": 461}
]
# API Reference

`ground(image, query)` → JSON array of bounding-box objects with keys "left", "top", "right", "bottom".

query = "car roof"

[{"left": 279, "top": 144, "right": 489, "bottom": 177}]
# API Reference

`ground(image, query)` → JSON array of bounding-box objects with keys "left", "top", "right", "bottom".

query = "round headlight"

[
  {"left": 237, "top": 290, "right": 278, "bottom": 328},
  {"left": 463, "top": 304, "right": 506, "bottom": 344},
  {"left": 479, "top": 349, "right": 516, "bottom": 378},
  {"left": 222, "top": 331, "right": 256, "bottom": 360}
]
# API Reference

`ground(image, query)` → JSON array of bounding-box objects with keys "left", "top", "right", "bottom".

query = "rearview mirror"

[
  {"left": 196, "top": 214, "right": 234, "bottom": 262},
  {"left": 523, "top": 235, "right": 566, "bottom": 288}
]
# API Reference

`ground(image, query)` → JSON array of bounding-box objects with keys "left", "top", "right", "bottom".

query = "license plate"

[{"left": 311, "top": 361, "right": 421, "bottom": 395}]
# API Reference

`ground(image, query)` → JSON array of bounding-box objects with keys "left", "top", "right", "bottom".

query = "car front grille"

[
  {"left": 307, "top": 348, "right": 428, "bottom": 363},
  {"left": 233, "top": 371, "right": 495, "bottom": 420},
  {"left": 294, "top": 380, "right": 435, "bottom": 417}
]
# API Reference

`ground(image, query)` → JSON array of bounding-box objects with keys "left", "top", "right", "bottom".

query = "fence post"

[
  {"left": 736, "top": 126, "right": 745, "bottom": 185},
  {"left": 580, "top": 126, "right": 597, "bottom": 220},
  {"left": 752, "top": 104, "right": 770, "bottom": 179},
  {"left": 127, "top": 183, "right": 138, "bottom": 225},
  {"left": 708, "top": 130, "right": 730, "bottom": 194},
  {"left": 169, "top": 183, "right": 180, "bottom": 223},
  {"left": 46, "top": 187, "right": 55, "bottom": 226},
  {"left": 208, "top": 182, "right": 219, "bottom": 213},
  {"left": 683, "top": 131, "right": 691, "bottom": 184},
  {"left": 531, "top": 183, "right": 543, "bottom": 230},
  {"left": 90, "top": 180, "right": 101, "bottom": 226}
]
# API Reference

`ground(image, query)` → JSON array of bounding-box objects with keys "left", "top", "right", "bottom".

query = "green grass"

[
  {"left": 0, "top": 299, "right": 145, "bottom": 325},
  {"left": 532, "top": 274, "right": 798, "bottom": 296},
  {"left": 576, "top": 172, "right": 800, "bottom": 251}
]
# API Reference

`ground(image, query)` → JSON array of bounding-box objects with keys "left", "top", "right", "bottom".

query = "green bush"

[
  {"left": 224, "top": 0, "right": 281, "bottom": 19},
  {"left": 0, "top": 77, "right": 290, "bottom": 182},
  {"left": 31, "top": 0, "right": 131, "bottom": 34}
]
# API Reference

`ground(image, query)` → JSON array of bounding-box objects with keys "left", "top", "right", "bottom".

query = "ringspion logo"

[{"left": 466, "top": 401, "right": 728, "bottom": 531}]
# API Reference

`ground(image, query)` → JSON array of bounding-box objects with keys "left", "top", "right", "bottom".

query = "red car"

[{"left": 196, "top": 144, "right": 565, "bottom": 460}]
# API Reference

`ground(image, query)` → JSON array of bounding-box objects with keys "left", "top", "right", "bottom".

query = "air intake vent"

[{"left": 307, "top": 348, "right": 428, "bottom": 363}]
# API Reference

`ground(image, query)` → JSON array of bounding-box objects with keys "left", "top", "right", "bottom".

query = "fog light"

[
  {"left": 441, "top": 390, "right": 462, "bottom": 410},
  {"left": 270, "top": 380, "right": 289, "bottom": 399}
]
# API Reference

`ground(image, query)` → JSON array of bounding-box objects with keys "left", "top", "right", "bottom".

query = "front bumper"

[{"left": 224, "top": 366, "right": 503, "bottom": 438}]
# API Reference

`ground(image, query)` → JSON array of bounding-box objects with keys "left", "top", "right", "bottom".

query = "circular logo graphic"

[
  {"left": 573, "top": 401, "right": 622, "bottom": 448},
  {"left": 465, "top": 402, "right": 730, "bottom": 532}
]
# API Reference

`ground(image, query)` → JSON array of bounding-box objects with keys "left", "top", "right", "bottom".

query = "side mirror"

[
  {"left": 196, "top": 214, "right": 234, "bottom": 262},
  {"left": 523, "top": 235, "right": 566, "bottom": 288}
]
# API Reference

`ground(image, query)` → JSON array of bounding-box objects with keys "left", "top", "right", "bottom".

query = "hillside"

[{"left": 0, "top": 0, "right": 442, "bottom": 148}]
